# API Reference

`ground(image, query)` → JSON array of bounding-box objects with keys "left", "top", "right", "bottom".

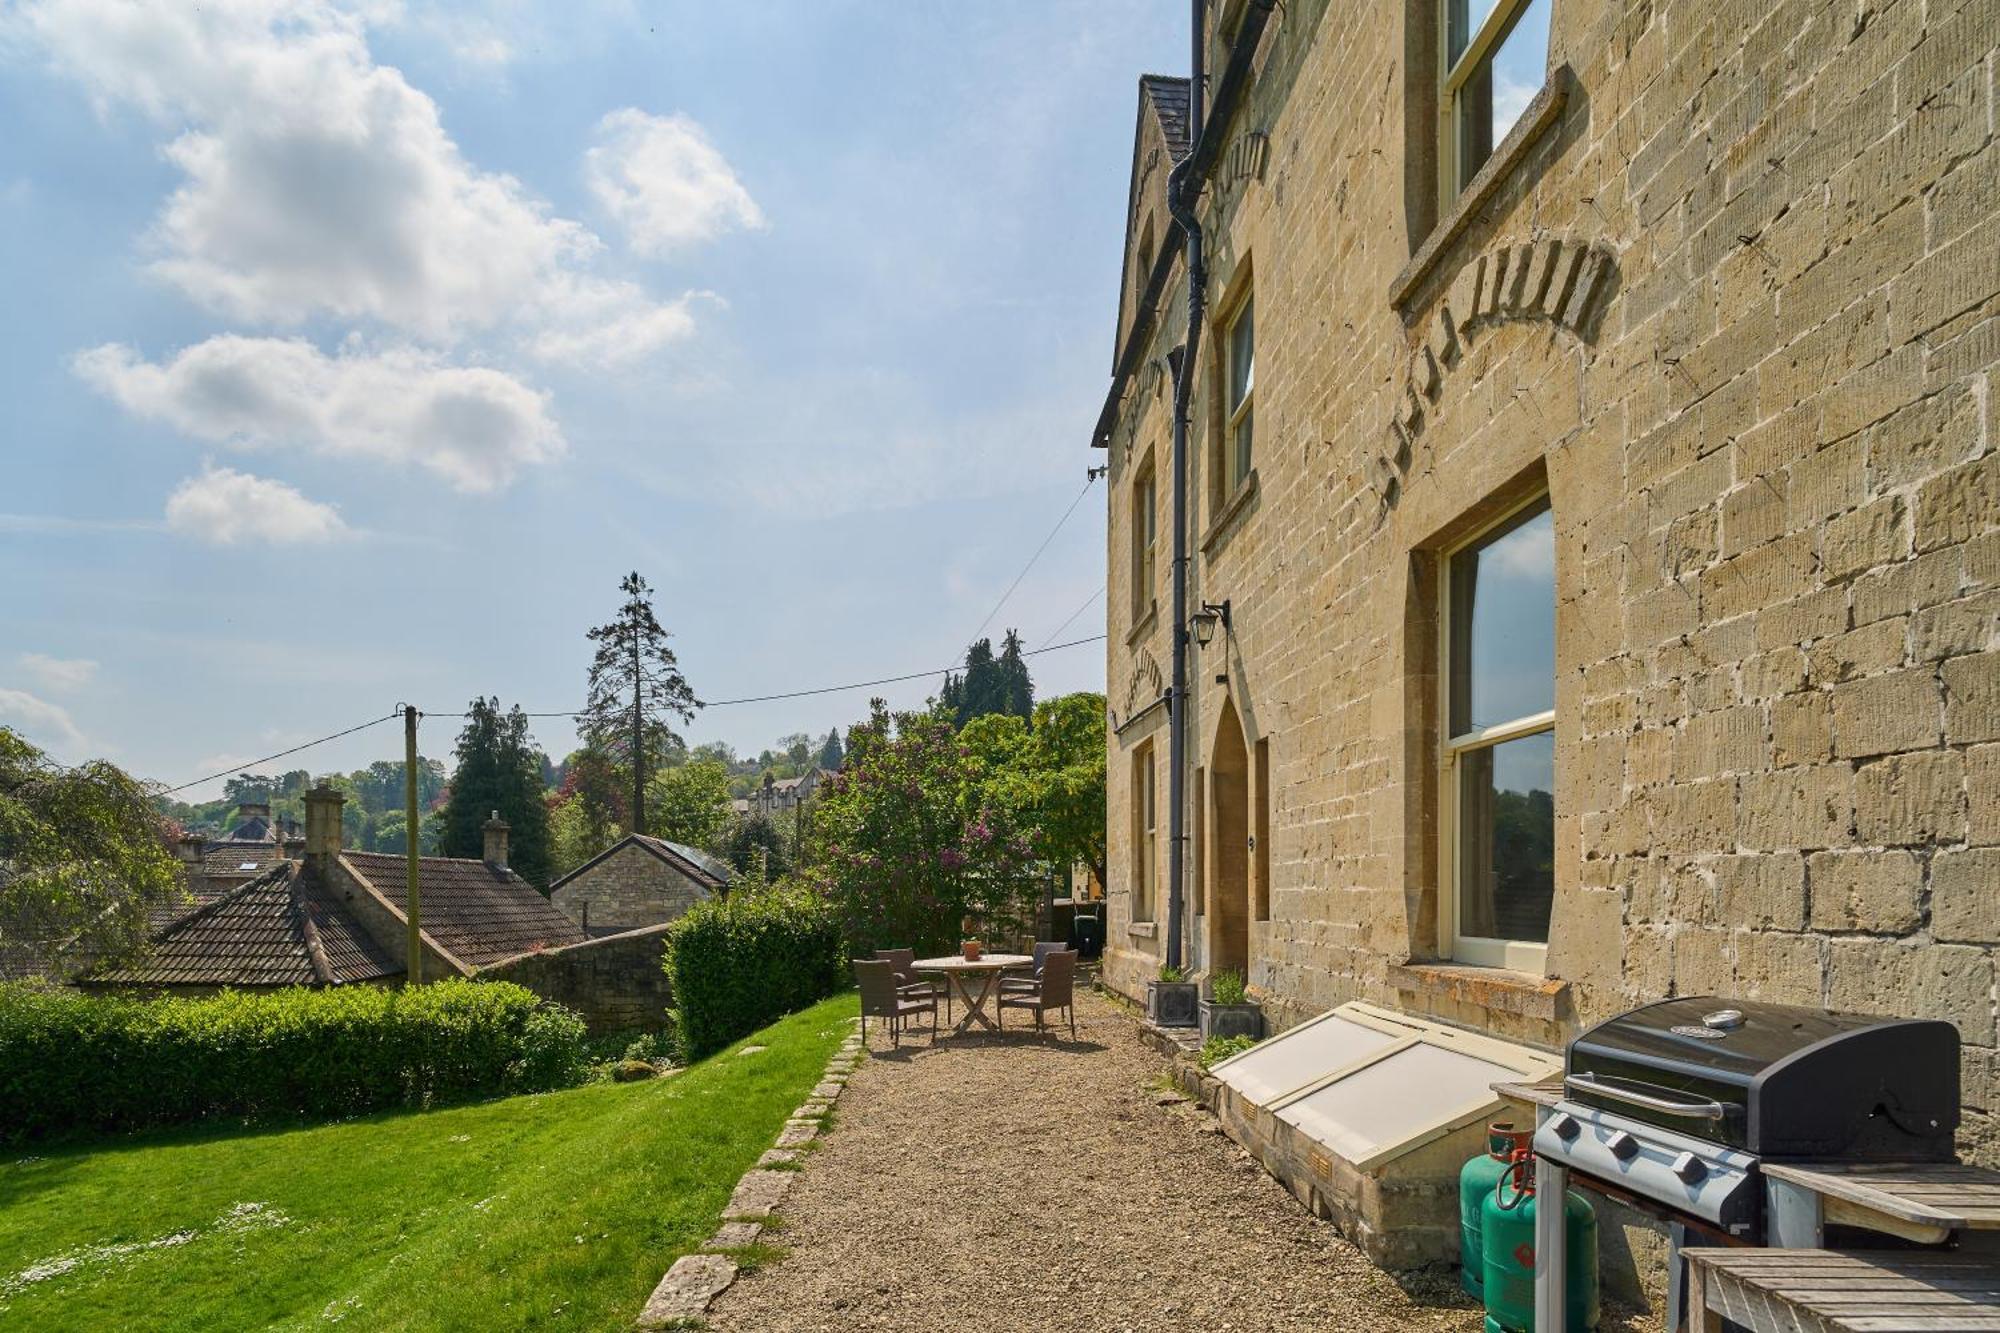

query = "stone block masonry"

[{"left": 478, "top": 923, "right": 673, "bottom": 1036}]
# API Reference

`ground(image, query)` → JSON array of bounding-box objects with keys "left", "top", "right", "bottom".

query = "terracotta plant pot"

[{"left": 961, "top": 939, "right": 983, "bottom": 961}]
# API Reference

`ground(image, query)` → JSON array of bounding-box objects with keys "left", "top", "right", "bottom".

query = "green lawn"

[{"left": 0, "top": 993, "right": 857, "bottom": 1332}]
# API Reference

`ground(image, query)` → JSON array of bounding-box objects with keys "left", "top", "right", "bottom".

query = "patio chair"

[
  {"left": 999, "top": 941, "right": 1068, "bottom": 995},
  {"left": 875, "top": 947, "right": 951, "bottom": 1024},
  {"left": 854, "top": 958, "right": 938, "bottom": 1046},
  {"left": 996, "top": 949, "right": 1077, "bottom": 1038}
]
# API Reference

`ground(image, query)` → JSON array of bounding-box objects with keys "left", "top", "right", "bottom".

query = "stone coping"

[{"left": 634, "top": 1017, "right": 864, "bottom": 1330}]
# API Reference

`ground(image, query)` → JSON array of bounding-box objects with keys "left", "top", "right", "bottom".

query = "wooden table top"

[
  {"left": 1762, "top": 1162, "right": 2000, "bottom": 1232},
  {"left": 912, "top": 954, "right": 1033, "bottom": 973},
  {"left": 1683, "top": 1246, "right": 2000, "bottom": 1332}
]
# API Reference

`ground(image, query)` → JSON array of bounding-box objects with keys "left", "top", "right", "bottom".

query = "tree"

[
  {"left": 971, "top": 692, "right": 1108, "bottom": 887},
  {"left": 440, "top": 698, "right": 552, "bottom": 889},
  {"left": 804, "top": 699, "right": 1038, "bottom": 956},
  {"left": 578, "top": 572, "right": 699, "bottom": 837},
  {"left": 0, "top": 728, "right": 184, "bottom": 980},
  {"left": 778, "top": 733, "right": 813, "bottom": 771},
  {"left": 940, "top": 631, "right": 1034, "bottom": 728},
  {"left": 818, "top": 727, "right": 844, "bottom": 770},
  {"left": 644, "top": 758, "right": 731, "bottom": 850},
  {"left": 713, "top": 811, "right": 789, "bottom": 883}
]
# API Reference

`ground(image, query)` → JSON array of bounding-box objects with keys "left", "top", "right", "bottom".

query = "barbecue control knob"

[
  {"left": 1607, "top": 1130, "right": 1640, "bottom": 1162},
  {"left": 1672, "top": 1152, "right": 1707, "bottom": 1184},
  {"left": 1549, "top": 1113, "right": 1581, "bottom": 1143},
  {"left": 1702, "top": 1008, "right": 1745, "bottom": 1030}
]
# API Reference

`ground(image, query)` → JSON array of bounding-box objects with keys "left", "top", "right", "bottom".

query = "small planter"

[
  {"left": 1200, "top": 999, "right": 1265, "bottom": 1041},
  {"left": 961, "top": 939, "right": 983, "bottom": 961},
  {"left": 1147, "top": 980, "right": 1200, "bottom": 1027}
]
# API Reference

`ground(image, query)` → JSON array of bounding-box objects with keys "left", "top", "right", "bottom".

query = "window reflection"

[
  {"left": 1457, "top": 731, "right": 1554, "bottom": 944},
  {"left": 1448, "top": 503, "right": 1555, "bottom": 736}
]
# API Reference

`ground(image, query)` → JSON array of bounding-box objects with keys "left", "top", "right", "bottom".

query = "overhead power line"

[
  {"left": 1039, "top": 583, "right": 1105, "bottom": 649},
  {"left": 155, "top": 712, "right": 402, "bottom": 797},
  {"left": 962, "top": 475, "right": 1098, "bottom": 654}
]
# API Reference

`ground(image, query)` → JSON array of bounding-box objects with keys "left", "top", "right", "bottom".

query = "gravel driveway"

[{"left": 709, "top": 990, "right": 1658, "bottom": 1332}]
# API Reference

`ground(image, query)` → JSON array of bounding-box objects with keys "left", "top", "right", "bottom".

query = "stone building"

[
  {"left": 548, "top": 833, "right": 733, "bottom": 937},
  {"left": 731, "top": 767, "right": 825, "bottom": 819},
  {"left": 1096, "top": 0, "right": 1998, "bottom": 1284}
]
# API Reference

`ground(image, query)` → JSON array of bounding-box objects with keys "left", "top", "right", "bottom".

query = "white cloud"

[
  {"left": 164, "top": 466, "right": 351, "bottom": 545},
  {"left": 586, "top": 109, "right": 765, "bottom": 256},
  {"left": 75, "top": 337, "right": 565, "bottom": 492},
  {"left": 0, "top": 688, "right": 87, "bottom": 755},
  {"left": 13, "top": 0, "right": 693, "bottom": 355},
  {"left": 17, "top": 653, "right": 98, "bottom": 691}
]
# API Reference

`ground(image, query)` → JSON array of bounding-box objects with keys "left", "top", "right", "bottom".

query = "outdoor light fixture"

[{"left": 1191, "top": 599, "right": 1232, "bottom": 647}]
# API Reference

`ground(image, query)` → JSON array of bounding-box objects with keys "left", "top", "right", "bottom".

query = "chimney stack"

[
  {"left": 176, "top": 832, "right": 206, "bottom": 865},
  {"left": 483, "top": 811, "right": 510, "bottom": 869},
  {"left": 303, "top": 786, "right": 344, "bottom": 866}
]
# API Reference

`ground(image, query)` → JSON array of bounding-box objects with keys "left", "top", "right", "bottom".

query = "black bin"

[{"left": 1069, "top": 912, "right": 1104, "bottom": 959}]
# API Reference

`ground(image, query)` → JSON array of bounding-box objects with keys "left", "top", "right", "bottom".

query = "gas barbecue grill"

[{"left": 1528, "top": 996, "right": 1961, "bottom": 1328}]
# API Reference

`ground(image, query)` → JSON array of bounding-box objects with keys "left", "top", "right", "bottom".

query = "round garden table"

[{"left": 912, "top": 954, "right": 1034, "bottom": 1034}]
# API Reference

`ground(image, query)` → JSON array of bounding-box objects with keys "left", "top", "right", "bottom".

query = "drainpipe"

[
  {"left": 1163, "top": 0, "right": 1278, "bottom": 976},
  {"left": 1163, "top": 0, "right": 1207, "bottom": 976}
]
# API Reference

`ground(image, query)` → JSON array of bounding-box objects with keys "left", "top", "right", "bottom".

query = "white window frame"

[
  {"left": 1223, "top": 291, "right": 1254, "bottom": 494},
  {"left": 1134, "top": 743, "right": 1158, "bottom": 923},
  {"left": 1131, "top": 464, "right": 1157, "bottom": 623},
  {"left": 1437, "top": 492, "right": 1555, "bottom": 974},
  {"left": 1439, "top": 0, "right": 1543, "bottom": 206}
]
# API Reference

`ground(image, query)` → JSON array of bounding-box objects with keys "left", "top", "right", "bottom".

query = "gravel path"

[{"left": 709, "top": 991, "right": 1657, "bottom": 1333}]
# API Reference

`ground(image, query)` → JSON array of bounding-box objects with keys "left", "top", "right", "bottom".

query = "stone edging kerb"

[{"left": 635, "top": 1018, "right": 864, "bottom": 1329}]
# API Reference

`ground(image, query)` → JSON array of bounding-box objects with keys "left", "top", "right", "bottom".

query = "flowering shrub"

[{"left": 804, "top": 700, "right": 1040, "bottom": 956}]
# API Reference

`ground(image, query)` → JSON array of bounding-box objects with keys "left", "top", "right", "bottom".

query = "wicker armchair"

[
  {"left": 996, "top": 949, "right": 1077, "bottom": 1038},
  {"left": 999, "top": 941, "right": 1068, "bottom": 995},
  {"left": 876, "top": 947, "right": 950, "bottom": 1024},
  {"left": 855, "top": 958, "right": 937, "bottom": 1046}
]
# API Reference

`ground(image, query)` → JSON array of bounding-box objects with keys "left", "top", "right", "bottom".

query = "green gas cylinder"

[
  {"left": 1458, "top": 1123, "right": 1531, "bottom": 1297},
  {"left": 1480, "top": 1161, "right": 1599, "bottom": 1332}
]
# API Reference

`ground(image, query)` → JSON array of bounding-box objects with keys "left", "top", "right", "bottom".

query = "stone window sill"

[
  {"left": 1128, "top": 921, "right": 1158, "bottom": 939},
  {"left": 1386, "top": 960, "right": 1568, "bottom": 1023},
  {"left": 1125, "top": 600, "right": 1159, "bottom": 649},
  {"left": 1201, "top": 470, "right": 1260, "bottom": 557},
  {"left": 1389, "top": 64, "right": 1574, "bottom": 310}
]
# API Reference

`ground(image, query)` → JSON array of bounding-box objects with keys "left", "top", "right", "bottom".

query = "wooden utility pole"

[{"left": 404, "top": 704, "right": 423, "bottom": 985}]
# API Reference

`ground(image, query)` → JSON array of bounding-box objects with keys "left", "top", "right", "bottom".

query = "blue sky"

[{"left": 0, "top": 1, "right": 1181, "bottom": 796}]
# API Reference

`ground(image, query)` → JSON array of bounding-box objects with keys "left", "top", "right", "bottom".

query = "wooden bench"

[
  {"left": 1763, "top": 1163, "right": 2000, "bottom": 1246},
  {"left": 1683, "top": 1247, "right": 2000, "bottom": 1333}
]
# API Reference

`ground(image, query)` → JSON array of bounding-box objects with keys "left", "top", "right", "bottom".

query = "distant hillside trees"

[{"left": 440, "top": 698, "right": 552, "bottom": 890}]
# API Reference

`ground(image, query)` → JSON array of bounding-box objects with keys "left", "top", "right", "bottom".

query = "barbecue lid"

[{"left": 1570, "top": 996, "right": 1899, "bottom": 1078}]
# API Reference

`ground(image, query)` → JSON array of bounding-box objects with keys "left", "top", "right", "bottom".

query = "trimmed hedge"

[
  {"left": 662, "top": 887, "right": 845, "bottom": 1060},
  {"left": 0, "top": 979, "right": 588, "bottom": 1142}
]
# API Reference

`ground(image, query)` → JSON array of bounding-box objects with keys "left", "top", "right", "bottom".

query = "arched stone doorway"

[{"left": 1208, "top": 697, "right": 1250, "bottom": 978}]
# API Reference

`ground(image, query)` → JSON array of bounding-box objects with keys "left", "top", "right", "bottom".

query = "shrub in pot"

[
  {"left": 1199, "top": 968, "right": 1264, "bottom": 1040},
  {"left": 1146, "top": 964, "right": 1199, "bottom": 1027}
]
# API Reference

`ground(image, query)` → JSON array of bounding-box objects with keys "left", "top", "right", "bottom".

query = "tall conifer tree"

[
  {"left": 441, "top": 697, "right": 552, "bottom": 888},
  {"left": 578, "top": 572, "right": 699, "bottom": 836}
]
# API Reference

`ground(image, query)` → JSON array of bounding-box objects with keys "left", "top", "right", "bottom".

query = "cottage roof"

[
  {"left": 99, "top": 863, "right": 402, "bottom": 989},
  {"left": 340, "top": 852, "right": 586, "bottom": 967},
  {"left": 634, "top": 835, "right": 734, "bottom": 889}
]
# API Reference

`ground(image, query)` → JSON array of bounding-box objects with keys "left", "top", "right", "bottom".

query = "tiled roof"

[
  {"left": 341, "top": 852, "right": 587, "bottom": 967},
  {"left": 1141, "top": 74, "right": 1193, "bottom": 157},
  {"left": 221, "top": 815, "right": 275, "bottom": 843},
  {"left": 202, "top": 844, "right": 290, "bottom": 880},
  {"left": 98, "top": 864, "right": 401, "bottom": 989},
  {"left": 634, "top": 835, "right": 733, "bottom": 889}
]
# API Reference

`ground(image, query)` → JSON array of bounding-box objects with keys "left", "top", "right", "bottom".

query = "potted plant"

[
  {"left": 1146, "top": 964, "right": 1200, "bottom": 1027},
  {"left": 1199, "top": 969, "right": 1264, "bottom": 1041},
  {"left": 961, "top": 938, "right": 983, "bottom": 961}
]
